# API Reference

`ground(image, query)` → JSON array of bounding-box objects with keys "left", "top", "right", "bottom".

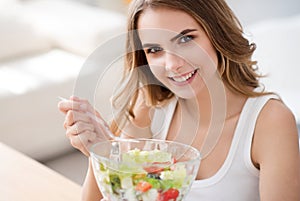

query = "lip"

[{"left": 168, "top": 69, "right": 198, "bottom": 86}]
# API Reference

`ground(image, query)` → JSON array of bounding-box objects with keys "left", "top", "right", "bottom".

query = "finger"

[
  {"left": 77, "top": 132, "right": 97, "bottom": 150},
  {"left": 69, "top": 131, "right": 97, "bottom": 147},
  {"left": 78, "top": 106, "right": 109, "bottom": 131},
  {"left": 67, "top": 97, "right": 104, "bottom": 121},
  {"left": 69, "top": 96, "right": 90, "bottom": 106},
  {"left": 66, "top": 122, "right": 95, "bottom": 138},
  {"left": 68, "top": 97, "right": 96, "bottom": 114},
  {"left": 58, "top": 100, "right": 83, "bottom": 113},
  {"left": 93, "top": 123, "right": 113, "bottom": 141},
  {"left": 64, "top": 110, "right": 91, "bottom": 128},
  {"left": 69, "top": 134, "right": 90, "bottom": 156},
  {"left": 80, "top": 131, "right": 97, "bottom": 143},
  {"left": 70, "top": 95, "right": 78, "bottom": 100},
  {"left": 66, "top": 97, "right": 110, "bottom": 135},
  {"left": 70, "top": 95, "right": 82, "bottom": 101}
]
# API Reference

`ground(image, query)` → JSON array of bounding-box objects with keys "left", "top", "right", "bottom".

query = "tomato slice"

[
  {"left": 135, "top": 181, "right": 152, "bottom": 192},
  {"left": 143, "top": 165, "right": 164, "bottom": 173},
  {"left": 161, "top": 188, "right": 179, "bottom": 201},
  {"left": 144, "top": 161, "right": 173, "bottom": 173}
]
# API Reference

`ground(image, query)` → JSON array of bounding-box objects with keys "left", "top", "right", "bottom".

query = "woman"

[{"left": 58, "top": 0, "right": 300, "bottom": 200}]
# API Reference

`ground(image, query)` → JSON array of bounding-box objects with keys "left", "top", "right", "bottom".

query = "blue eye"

[
  {"left": 146, "top": 46, "right": 163, "bottom": 54},
  {"left": 178, "top": 35, "right": 194, "bottom": 43}
]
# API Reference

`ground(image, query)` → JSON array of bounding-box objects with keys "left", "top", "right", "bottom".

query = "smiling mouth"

[{"left": 169, "top": 69, "right": 198, "bottom": 83}]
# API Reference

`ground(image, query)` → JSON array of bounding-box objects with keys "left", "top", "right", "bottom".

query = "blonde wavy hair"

[{"left": 110, "top": 0, "right": 269, "bottom": 134}]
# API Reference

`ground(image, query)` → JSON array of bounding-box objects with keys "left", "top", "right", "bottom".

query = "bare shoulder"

[
  {"left": 252, "top": 98, "right": 299, "bottom": 165},
  {"left": 257, "top": 98, "right": 297, "bottom": 131},
  {"left": 252, "top": 98, "right": 300, "bottom": 200}
]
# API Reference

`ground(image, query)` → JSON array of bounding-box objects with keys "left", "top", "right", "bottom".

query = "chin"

[{"left": 171, "top": 87, "right": 201, "bottom": 100}]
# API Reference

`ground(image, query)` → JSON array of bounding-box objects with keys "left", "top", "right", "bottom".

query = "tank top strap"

[
  {"left": 236, "top": 94, "right": 279, "bottom": 141},
  {"left": 237, "top": 93, "right": 280, "bottom": 175},
  {"left": 190, "top": 93, "right": 279, "bottom": 189}
]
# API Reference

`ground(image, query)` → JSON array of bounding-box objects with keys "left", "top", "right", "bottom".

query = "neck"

[
  {"left": 180, "top": 84, "right": 248, "bottom": 126},
  {"left": 176, "top": 80, "right": 248, "bottom": 158},
  {"left": 181, "top": 76, "right": 228, "bottom": 126}
]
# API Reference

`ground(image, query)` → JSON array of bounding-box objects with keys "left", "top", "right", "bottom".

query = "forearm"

[{"left": 81, "top": 158, "right": 103, "bottom": 201}]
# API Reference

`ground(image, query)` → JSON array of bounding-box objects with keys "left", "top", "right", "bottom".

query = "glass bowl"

[{"left": 90, "top": 139, "right": 201, "bottom": 201}]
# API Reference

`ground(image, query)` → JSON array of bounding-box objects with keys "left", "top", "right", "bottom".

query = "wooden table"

[{"left": 0, "top": 142, "right": 82, "bottom": 201}]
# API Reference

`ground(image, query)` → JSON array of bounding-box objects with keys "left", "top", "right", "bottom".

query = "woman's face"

[{"left": 137, "top": 7, "right": 219, "bottom": 99}]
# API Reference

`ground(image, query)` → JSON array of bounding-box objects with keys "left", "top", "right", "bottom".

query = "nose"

[{"left": 165, "top": 51, "right": 184, "bottom": 72}]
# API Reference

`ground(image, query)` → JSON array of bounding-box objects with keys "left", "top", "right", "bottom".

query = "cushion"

[
  {"left": 0, "top": 3, "right": 52, "bottom": 60},
  {"left": 0, "top": 49, "right": 85, "bottom": 160},
  {"left": 20, "top": 0, "right": 127, "bottom": 56}
]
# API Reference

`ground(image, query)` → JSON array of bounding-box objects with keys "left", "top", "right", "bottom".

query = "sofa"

[{"left": 0, "top": 0, "right": 126, "bottom": 161}]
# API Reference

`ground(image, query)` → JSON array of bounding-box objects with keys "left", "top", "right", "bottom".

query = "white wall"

[{"left": 226, "top": 0, "right": 300, "bottom": 26}]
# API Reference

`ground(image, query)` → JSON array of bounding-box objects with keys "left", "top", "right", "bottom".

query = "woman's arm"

[
  {"left": 58, "top": 92, "right": 153, "bottom": 200},
  {"left": 253, "top": 99, "right": 300, "bottom": 201},
  {"left": 58, "top": 97, "right": 106, "bottom": 200},
  {"left": 81, "top": 158, "right": 103, "bottom": 201},
  {"left": 79, "top": 99, "right": 153, "bottom": 200},
  {"left": 80, "top": 100, "right": 153, "bottom": 201}
]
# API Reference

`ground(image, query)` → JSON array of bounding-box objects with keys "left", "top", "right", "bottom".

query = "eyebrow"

[
  {"left": 170, "top": 29, "right": 197, "bottom": 42},
  {"left": 142, "top": 43, "right": 160, "bottom": 49},
  {"left": 141, "top": 29, "right": 197, "bottom": 49}
]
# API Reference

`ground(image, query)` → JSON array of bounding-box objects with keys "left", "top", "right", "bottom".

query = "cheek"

[
  {"left": 146, "top": 56, "right": 166, "bottom": 80},
  {"left": 192, "top": 43, "right": 218, "bottom": 76},
  {"left": 148, "top": 66, "right": 168, "bottom": 87}
]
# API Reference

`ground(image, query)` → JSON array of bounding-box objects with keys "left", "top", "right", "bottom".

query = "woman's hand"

[{"left": 58, "top": 96, "right": 111, "bottom": 156}]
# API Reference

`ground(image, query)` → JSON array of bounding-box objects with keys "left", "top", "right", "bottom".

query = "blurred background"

[{"left": 0, "top": 0, "right": 299, "bottom": 185}]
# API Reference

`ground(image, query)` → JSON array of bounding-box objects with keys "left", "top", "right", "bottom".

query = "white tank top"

[{"left": 151, "top": 94, "right": 278, "bottom": 201}]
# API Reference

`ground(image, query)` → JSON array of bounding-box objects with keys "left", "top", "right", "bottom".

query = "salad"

[{"left": 93, "top": 148, "right": 193, "bottom": 201}]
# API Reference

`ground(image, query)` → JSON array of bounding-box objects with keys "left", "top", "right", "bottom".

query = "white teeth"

[
  {"left": 173, "top": 76, "right": 186, "bottom": 82},
  {"left": 172, "top": 70, "right": 196, "bottom": 82}
]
